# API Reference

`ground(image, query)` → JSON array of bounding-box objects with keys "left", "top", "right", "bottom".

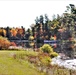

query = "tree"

[
  {"left": 45, "top": 14, "right": 49, "bottom": 23},
  {"left": 35, "top": 17, "right": 39, "bottom": 25},
  {"left": 10, "top": 28, "right": 17, "bottom": 37},
  {"left": 6, "top": 26, "right": 11, "bottom": 38},
  {"left": 0, "top": 28, "right": 6, "bottom": 37},
  {"left": 39, "top": 15, "right": 44, "bottom": 24},
  {"left": 65, "top": 4, "right": 76, "bottom": 14},
  {"left": 44, "top": 14, "right": 49, "bottom": 31},
  {"left": 69, "top": 4, "right": 76, "bottom": 14}
]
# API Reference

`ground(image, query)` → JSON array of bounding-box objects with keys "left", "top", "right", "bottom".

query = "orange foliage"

[
  {"left": 17, "top": 28, "right": 24, "bottom": 36},
  {"left": 10, "top": 42, "right": 16, "bottom": 46},
  {"left": 54, "top": 35, "right": 57, "bottom": 40},
  {"left": 10, "top": 27, "right": 24, "bottom": 37},
  {"left": 10, "top": 28, "right": 17, "bottom": 37},
  {"left": 0, "top": 36, "right": 10, "bottom": 49}
]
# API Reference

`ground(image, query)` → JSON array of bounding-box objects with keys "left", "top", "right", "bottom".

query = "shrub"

[
  {"left": 37, "top": 52, "right": 51, "bottom": 66},
  {"left": 41, "top": 56, "right": 51, "bottom": 66},
  {"left": 50, "top": 52, "right": 58, "bottom": 58},
  {"left": 10, "top": 42, "right": 17, "bottom": 46},
  {"left": 0, "top": 36, "right": 10, "bottom": 49},
  {"left": 40, "top": 44, "right": 53, "bottom": 53},
  {"left": 39, "top": 54, "right": 51, "bottom": 66}
]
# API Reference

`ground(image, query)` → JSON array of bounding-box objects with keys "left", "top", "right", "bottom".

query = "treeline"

[
  {"left": 0, "top": 4, "right": 76, "bottom": 57},
  {"left": 0, "top": 26, "right": 25, "bottom": 40}
]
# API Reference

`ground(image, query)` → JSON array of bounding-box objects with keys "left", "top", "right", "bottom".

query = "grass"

[
  {"left": 0, "top": 50, "right": 75, "bottom": 75},
  {"left": 0, "top": 50, "right": 45, "bottom": 75}
]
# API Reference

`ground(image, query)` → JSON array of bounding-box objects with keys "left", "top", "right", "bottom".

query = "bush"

[
  {"left": 50, "top": 52, "right": 58, "bottom": 58},
  {"left": 38, "top": 52, "right": 52, "bottom": 66},
  {"left": 40, "top": 56, "right": 51, "bottom": 66},
  {"left": 10, "top": 42, "right": 16, "bottom": 46},
  {"left": 0, "top": 36, "right": 10, "bottom": 49},
  {"left": 40, "top": 44, "right": 53, "bottom": 53}
]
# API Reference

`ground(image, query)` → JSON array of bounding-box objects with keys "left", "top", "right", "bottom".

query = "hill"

[{"left": 0, "top": 50, "right": 45, "bottom": 75}]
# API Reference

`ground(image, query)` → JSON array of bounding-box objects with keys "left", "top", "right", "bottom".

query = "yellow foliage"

[
  {"left": 29, "top": 36, "right": 34, "bottom": 40},
  {"left": 40, "top": 56, "right": 52, "bottom": 66},
  {"left": 30, "top": 42, "right": 34, "bottom": 46},
  {"left": 50, "top": 52, "right": 58, "bottom": 58},
  {"left": 40, "top": 44, "right": 53, "bottom": 53}
]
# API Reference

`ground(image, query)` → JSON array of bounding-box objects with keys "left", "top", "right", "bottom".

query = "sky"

[{"left": 0, "top": 0, "right": 76, "bottom": 29}]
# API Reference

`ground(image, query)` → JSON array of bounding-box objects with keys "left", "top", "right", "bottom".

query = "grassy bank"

[{"left": 0, "top": 50, "right": 45, "bottom": 75}]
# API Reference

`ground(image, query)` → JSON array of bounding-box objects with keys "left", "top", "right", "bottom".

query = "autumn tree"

[
  {"left": 10, "top": 28, "right": 17, "bottom": 37},
  {"left": 0, "top": 28, "right": 7, "bottom": 37}
]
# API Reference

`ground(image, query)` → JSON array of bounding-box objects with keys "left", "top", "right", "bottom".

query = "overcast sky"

[{"left": 0, "top": 0, "right": 76, "bottom": 29}]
